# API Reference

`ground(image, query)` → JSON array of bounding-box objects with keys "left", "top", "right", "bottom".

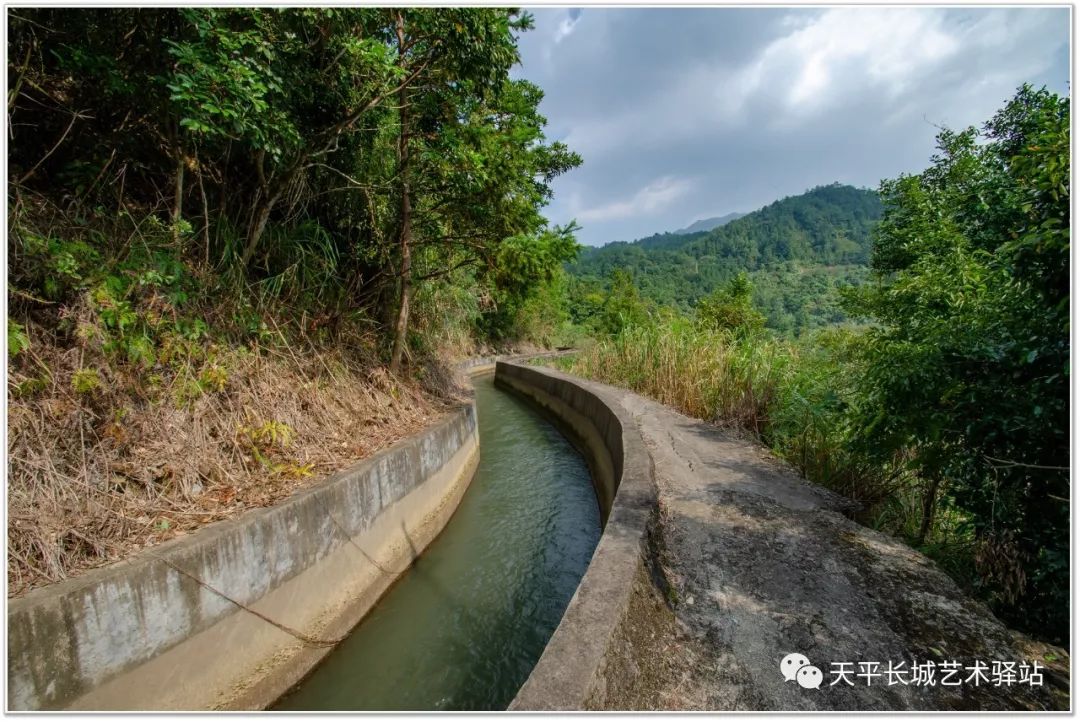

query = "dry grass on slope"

[{"left": 8, "top": 318, "right": 463, "bottom": 596}]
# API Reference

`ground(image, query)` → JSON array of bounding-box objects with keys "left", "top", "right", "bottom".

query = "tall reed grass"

[
  {"left": 557, "top": 321, "right": 933, "bottom": 535},
  {"left": 564, "top": 319, "right": 791, "bottom": 436}
]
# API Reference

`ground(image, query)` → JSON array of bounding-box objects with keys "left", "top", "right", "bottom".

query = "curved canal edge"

[
  {"left": 495, "top": 360, "right": 674, "bottom": 711},
  {"left": 272, "top": 371, "right": 600, "bottom": 710},
  {"left": 8, "top": 400, "right": 480, "bottom": 711}
]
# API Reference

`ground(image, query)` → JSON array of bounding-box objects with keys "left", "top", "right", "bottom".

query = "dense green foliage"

[
  {"left": 843, "top": 85, "right": 1069, "bottom": 639},
  {"left": 558, "top": 87, "right": 1069, "bottom": 646},
  {"left": 567, "top": 183, "right": 882, "bottom": 335},
  {"left": 6, "top": 8, "right": 587, "bottom": 589},
  {"left": 8, "top": 8, "right": 581, "bottom": 371},
  {"left": 696, "top": 272, "right": 766, "bottom": 336}
]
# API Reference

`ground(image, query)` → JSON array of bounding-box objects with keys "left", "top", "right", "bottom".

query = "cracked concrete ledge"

[
  {"left": 496, "top": 360, "right": 660, "bottom": 710},
  {"left": 8, "top": 400, "right": 480, "bottom": 711}
]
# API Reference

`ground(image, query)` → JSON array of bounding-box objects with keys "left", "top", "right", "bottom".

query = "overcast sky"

[{"left": 512, "top": 7, "right": 1070, "bottom": 246}]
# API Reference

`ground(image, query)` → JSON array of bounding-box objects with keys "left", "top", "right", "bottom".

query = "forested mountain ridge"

[
  {"left": 568, "top": 183, "right": 883, "bottom": 334},
  {"left": 676, "top": 211, "right": 745, "bottom": 234}
]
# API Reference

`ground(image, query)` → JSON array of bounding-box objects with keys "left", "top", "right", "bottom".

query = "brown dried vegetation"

[
  {"left": 8, "top": 312, "right": 460, "bottom": 595},
  {"left": 7, "top": 197, "right": 466, "bottom": 594}
]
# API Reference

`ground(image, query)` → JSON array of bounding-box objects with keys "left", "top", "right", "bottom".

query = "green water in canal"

[{"left": 273, "top": 373, "right": 601, "bottom": 711}]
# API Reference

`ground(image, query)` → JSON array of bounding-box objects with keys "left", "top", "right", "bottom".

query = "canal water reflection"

[{"left": 273, "top": 372, "right": 601, "bottom": 711}]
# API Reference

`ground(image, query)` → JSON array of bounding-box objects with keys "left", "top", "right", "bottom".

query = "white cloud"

[
  {"left": 559, "top": 7, "right": 1063, "bottom": 161},
  {"left": 575, "top": 176, "right": 690, "bottom": 223},
  {"left": 515, "top": 7, "right": 1070, "bottom": 245},
  {"left": 759, "top": 9, "right": 958, "bottom": 112},
  {"left": 702, "top": 8, "right": 962, "bottom": 129},
  {"left": 553, "top": 14, "right": 580, "bottom": 44}
]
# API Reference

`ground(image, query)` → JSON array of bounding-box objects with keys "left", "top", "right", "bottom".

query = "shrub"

[{"left": 71, "top": 368, "right": 101, "bottom": 394}]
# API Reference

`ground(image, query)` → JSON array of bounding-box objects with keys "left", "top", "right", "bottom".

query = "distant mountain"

[
  {"left": 676, "top": 212, "right": 745, "bottom": 235},
  {"left": 569, "top": 183, "right": 883, "bottom": 335}
]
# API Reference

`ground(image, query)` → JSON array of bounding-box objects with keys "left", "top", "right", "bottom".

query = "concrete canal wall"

[
  {"left": 495, "top": 360, "right": 660, "bottom": 710},
  {"left": 8, "top": 403, "right": 479, "bottom": 711}
]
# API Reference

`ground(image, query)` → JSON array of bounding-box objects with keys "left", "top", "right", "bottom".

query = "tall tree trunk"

[
  {"left": 172, "top": 146, "right": 185, "bottom": 245},
  {"left": 242, "top": 195, "right": 274, "bottom": 267},
  {"left": 916, "top": 475, "right": 941, "bottom": 546},
  {"left": 389, "top": 197, "right": 411, "bottom": 374},
  {"left": 389, "top": 12, "right": 412, "bottom": 375},
  {"left": 240, "top": 147, "right": 292, "bottom": 268},
  {"left": 195, "top": 150, "right": 211, "bottom": 267}
]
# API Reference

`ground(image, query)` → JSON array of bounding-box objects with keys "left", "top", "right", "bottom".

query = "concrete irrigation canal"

[
  {"left": 7, "top": 359, "right": 1070, "bottom": 711},
  {"left": 8, "top": 359, "right": 629, "bottom": 712},
  {"left": 273, "top": 372, "right": 601, "bottom": 710}
]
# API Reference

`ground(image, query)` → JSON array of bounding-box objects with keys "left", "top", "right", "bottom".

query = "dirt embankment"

[
  {"left": 600, "top": 387, "right": 1069, "bottom": 711},
  {"left": 7, "top": 328, "right": 472, "bottom": 596}
]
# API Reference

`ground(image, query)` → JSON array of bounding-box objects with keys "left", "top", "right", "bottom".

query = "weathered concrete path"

[{"left": 602, "top": 385, "right": 1069, "bottom": 710}]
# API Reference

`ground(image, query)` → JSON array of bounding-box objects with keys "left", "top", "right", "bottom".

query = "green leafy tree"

[
  {"left": 598, "top": 268, "right": 649, "bottom": 335},
  {"left": 383, "top": 9, "right": 581, "bottom": 371},
  {"left": 480, "top": 224, "right": 581, "bottom": 339},
  {"left": 696, "top": 272, "right": 766, "bottom": 336},
  {"left": 9, "top": 8, "right": 581, "bottom": 364},
  {"left": 843, "top": 85, "right": 1069, "bottom": 641}
]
